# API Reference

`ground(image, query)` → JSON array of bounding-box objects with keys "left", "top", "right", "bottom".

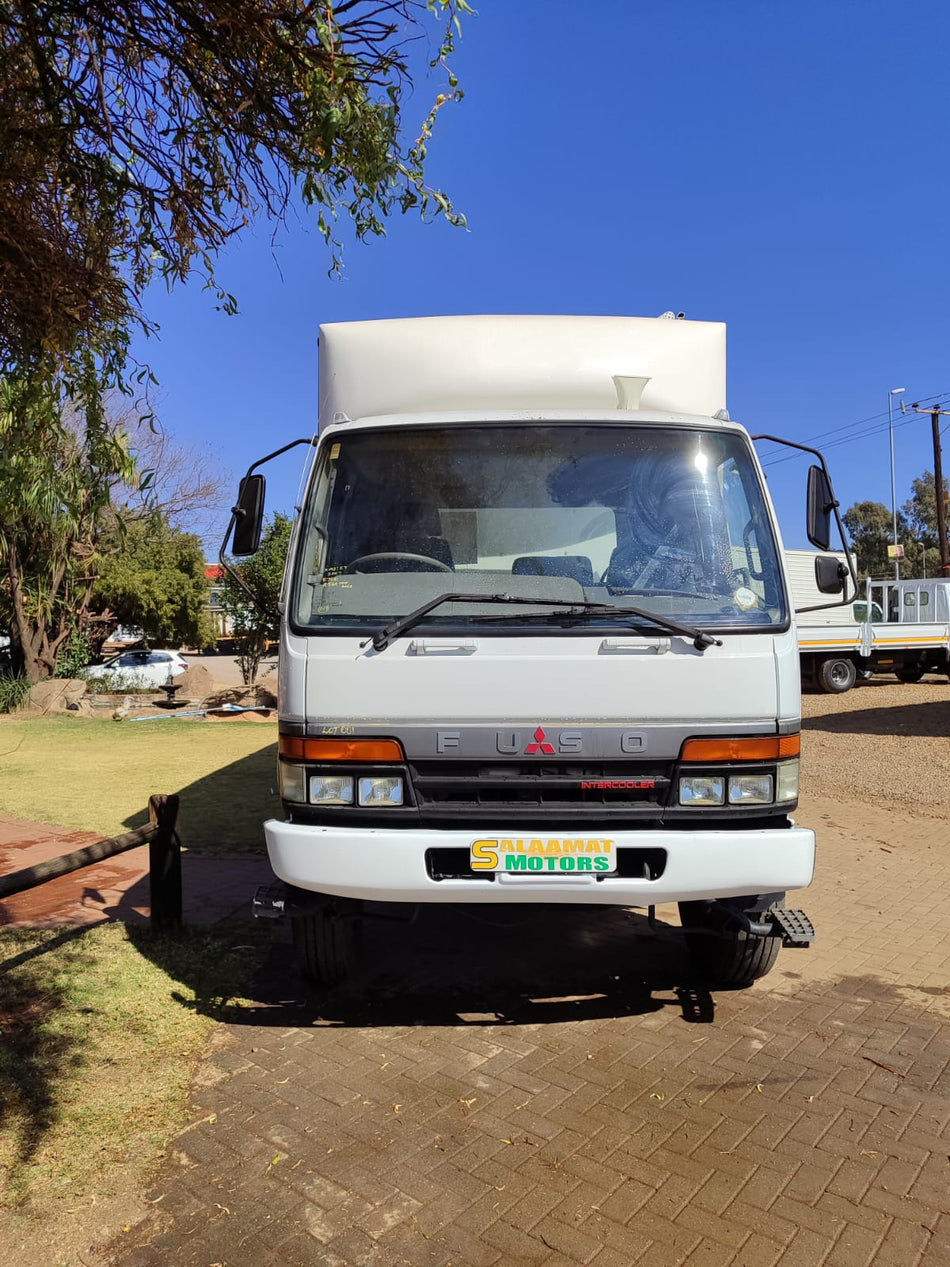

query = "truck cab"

[{"left": 234, "top": 316, "right": 837, "bottom": 988}]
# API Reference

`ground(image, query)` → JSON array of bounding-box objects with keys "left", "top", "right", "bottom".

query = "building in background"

[{"left": 204, "top": 565, "right": 233, "bottom": 640}]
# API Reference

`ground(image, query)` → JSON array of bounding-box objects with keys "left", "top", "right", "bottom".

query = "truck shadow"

[
  {"left": 323, "top": 903, "right": 714, "bottom": 1026},
  {"left": 803, "top": 700, "right": 950, "bottom": 738},
  {"left": 127, "top": 903, "right": 718, "bottom": 1031}
]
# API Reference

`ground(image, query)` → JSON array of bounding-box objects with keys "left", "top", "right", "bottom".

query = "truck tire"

[
  {"left": 679, "top": 901, "right": 782, "bottom": 989},
  {"left": 816, "top": 656, "right": 857, "bottom": 694},
  {"left": 896, "top": 664, "right": 925, "bottom": 684},
  {"left": 291, "top": 898, "right": 363, "bottom": 987}
]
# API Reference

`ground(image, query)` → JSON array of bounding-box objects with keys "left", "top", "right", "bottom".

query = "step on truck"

[{"left": 225, "top": 314, "right": 853, "bottom": 990}]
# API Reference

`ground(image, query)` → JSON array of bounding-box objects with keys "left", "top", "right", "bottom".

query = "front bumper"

[{"left": 263, "top": 820, "right": 815, "bottom": 906}]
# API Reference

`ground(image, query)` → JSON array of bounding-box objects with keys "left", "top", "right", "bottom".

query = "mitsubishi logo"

[{"left": 524, "top": 726, "right": 556, "bottom": 755}]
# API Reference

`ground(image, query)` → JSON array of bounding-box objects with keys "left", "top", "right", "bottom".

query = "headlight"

[
  {"left": 775, "top": 759, "right": 799, "bottom": 803},
  {"left": 728, "top": 774, "right": 774, "bottom": 804},
  {"left": 279, "top": 763, "right": 307, "bottom": 804},
  {"left": 358, "top": 775, "right": 404, "bottom": 807},
  {"left": 309, "top": 774, "right": 354, "bottom": 805},
  {"left": 679, "top": 776, "right": 725, "bottom": 806}
]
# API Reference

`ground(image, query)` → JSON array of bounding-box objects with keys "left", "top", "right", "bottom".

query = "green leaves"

[
  {"left": 221, "top": 513, "right": 292, "bottom": 683},
  {"left": 93, "top": 513, "right": 211, "bottom": 650},
  {"left": 0, "top": 0, "right": 470, "bottom": 384},
  {"left": 0, "top": 375, "right": 140, "bottom": 678},
  {"left": 844, "top": 470, "right": 950, "bottom": 581},
  {"left": 1, "top": 0, "right": 472, "bottom": 672}
]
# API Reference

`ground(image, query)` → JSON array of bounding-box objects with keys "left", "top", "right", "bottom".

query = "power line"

[
  {"left": 757, "top": 391, "right": 950, "bottom": 469},
  {"left": 783, "top": 389, "right": 949, "bottom": 449},
  {"left": 800, "top": 394, "right": 947, "bottom": 446},
  {"left": 759, "top": 410, "right": 918, "bottom": 468}
]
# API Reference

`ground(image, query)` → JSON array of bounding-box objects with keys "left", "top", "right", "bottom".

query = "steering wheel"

[{"left": 344, "top": 552, "right": 452, "bottom": 574}]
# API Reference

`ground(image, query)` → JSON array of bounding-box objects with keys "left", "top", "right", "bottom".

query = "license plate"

[{"left": 470, "top": 836, "right": 616, "bottom": 875}]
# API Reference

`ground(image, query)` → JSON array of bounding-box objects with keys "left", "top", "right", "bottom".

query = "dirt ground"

[{"left": 800, "top": 672, "right": 950, "bottom": 812}]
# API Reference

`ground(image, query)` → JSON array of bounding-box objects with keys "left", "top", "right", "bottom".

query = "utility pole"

[
  {"left": 904, "top": 402, "right": 950, "bottom": 575},
  {"left": 888, "top": 388, "right": 905, "bottom": 578}
]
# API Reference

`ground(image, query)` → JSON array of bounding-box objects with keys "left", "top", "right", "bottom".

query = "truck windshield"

[{"left": 292, "top": 423, "right": 787, "bottom": 633}]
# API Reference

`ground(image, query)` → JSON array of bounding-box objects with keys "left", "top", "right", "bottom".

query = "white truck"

[
  {"left": 789, "top": 549, "right": 950, "bottom": 691},
  {"left": 227, "top": 315, "right": 852, "bottom": 989}
]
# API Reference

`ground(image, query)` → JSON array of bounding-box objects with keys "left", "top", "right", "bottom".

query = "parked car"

[
  {"left": 85, "top": 649, "right": 189, "bottom": 690},
  {"left": 101, "top": 625, "right": 146, "bottom": 655}
]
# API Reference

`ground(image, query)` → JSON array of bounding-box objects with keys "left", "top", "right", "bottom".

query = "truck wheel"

[
  {"left": 679, "top": 901, "right": 782, "bottom": 989},
  {"left": 896, "top": 664, "right": 925, "bottom": 684},
  {"left": 817, "top": 656, "right": 857, "bottom": 694},
  {"left": 291, "top": 898, "right": 363, "bottom": 987}
]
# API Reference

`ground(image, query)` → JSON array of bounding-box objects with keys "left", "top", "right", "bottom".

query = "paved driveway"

[{"left": 112, "top": 790, "right": 950, "bottom": 1267}]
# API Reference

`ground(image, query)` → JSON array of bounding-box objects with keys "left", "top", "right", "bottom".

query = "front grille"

[{"left": 409, "top": 760, "right": 672, "bottom": 817}]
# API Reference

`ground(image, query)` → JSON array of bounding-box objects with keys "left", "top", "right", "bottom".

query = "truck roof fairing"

[{"left": 318, "top": 315, "right": 727, "bottom": 427}]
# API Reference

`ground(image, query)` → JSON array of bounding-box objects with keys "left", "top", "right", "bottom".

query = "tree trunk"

[
  {"left": 6, "top": 540, "right": 61, "bottom": 681},
  {"left": 237, "top": 631, "right": 266, "bottom": 685}
]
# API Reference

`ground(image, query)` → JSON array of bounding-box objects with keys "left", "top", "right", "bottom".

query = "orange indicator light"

[
  {"left": 279, "top": 737, "right": 404, "bottom": 761},
  {"left": 680, "top": 734, "right": 800, "bottom": 762}
]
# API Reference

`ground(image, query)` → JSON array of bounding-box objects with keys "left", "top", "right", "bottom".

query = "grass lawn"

[
  {"left": 0, "top": 716, "right": 283, "bottom": 1260},
  {"left": 0, "top": 921, "right": 271, "bottom": 1263},
  {"left": 0, "top": 715, "right": 278, "bottom": 852}
]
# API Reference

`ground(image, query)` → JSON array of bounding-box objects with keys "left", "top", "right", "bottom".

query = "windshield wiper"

[{"left": 362, "top": 593, "right": 722, "bottom": 653}]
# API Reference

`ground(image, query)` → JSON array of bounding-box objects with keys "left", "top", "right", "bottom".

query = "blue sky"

[{"left": 133, "top": 1, "right": 950, "bottom": 553}]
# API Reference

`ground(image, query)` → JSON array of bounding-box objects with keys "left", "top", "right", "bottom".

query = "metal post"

[{"left": 148, "top": 793, "right": 182, "bottom": 932}]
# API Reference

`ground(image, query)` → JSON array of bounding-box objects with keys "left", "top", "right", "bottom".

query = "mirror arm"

[
  {"left": 217, "top": 543, "right": 269, "bottom": 618},
  {"left": 218, "top": 436, "right": 317, "bottom": 618},
  {"left": 751, "top": 433, "right": 859, "bottom": 609}
]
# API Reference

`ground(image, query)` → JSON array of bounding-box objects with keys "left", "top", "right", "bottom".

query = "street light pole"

[{"left": 889, "top": 387, "right": 905, "bottom": 579}]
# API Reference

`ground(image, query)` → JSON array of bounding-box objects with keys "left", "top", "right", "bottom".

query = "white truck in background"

[
  {"left": 789, "top": 548, "right": 950, "bottom": 691},
  {"left": 225, "top": 315, "right": 854, "bottom": 990}
]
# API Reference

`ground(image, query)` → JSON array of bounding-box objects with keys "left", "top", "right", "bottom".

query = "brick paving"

[
  {"left": 0, "top": 814, "right": 272, "bottom": 927},
  {"left": 98, "top": 789, "right": 950, "bottom": 1266}
]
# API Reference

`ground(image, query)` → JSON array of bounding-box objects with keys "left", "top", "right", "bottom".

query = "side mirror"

[
  {"left": 806, "top": 465, "right": 835, "bottom": 551},
  {"left": 815, "top": 554, "right": 846, "bottom": 595},
  {"left": 231, "top": 474, "right": 265, "bottom": 556}
]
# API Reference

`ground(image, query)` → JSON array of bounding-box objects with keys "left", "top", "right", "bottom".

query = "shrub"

[
  {"left": 55, "top": 625, "right": 92, "bottom": 678},
  {"left": 80, "top": 671, "right": 149, "bottom": 696},
  {"left": 0, "top": 673, "right": 31, "bottom": 713}
]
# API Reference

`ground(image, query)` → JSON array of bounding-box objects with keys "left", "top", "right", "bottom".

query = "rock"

[{"left": 15, "top": 678, "right": 88, "bottom": 715}]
